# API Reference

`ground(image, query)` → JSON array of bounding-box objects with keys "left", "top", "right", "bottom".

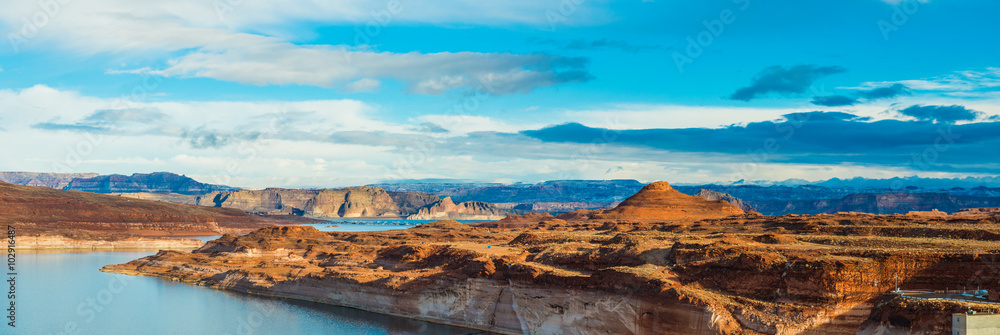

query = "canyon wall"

[
  {"left": 214, "top": 277, "right": 720, "bottom": 334},
  {"left": 405, "top": 197, "right": 507, "bottom": 220},
  {"left": 198, "top": 187, "right": 506, "bottom": 219}
]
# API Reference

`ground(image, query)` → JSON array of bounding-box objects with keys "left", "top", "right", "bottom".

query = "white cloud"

[
  {"left": 563, "top": 104, "right": 812, "bottom": 129},
  {"left": 140, "top": 46, "right": 588, "bottom": 94},
  {"left": 413, "top": 115, "right": 545, "bottom": 135},
  {"left": 850, "top": 67, "right": 1000, "bottom": 93},
  {"left": 342, "top": 78, "right": 381, "bottom": 93},
  {"left": 3, "top": 86, "right": 996, "bottom": 187},
  {"left": 1, "top": 0, "right": 595, "bottom": 95}
]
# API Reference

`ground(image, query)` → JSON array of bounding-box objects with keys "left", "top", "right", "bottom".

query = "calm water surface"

[{"left": 14, "top": 222, "right": 487, "bottom": 335}]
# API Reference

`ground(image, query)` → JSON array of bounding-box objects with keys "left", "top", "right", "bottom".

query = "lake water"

[
  {"left": 12, "top": 222, "right": 488, "bottom": 335},
  {"left": 294, "top": 218, "right": 485, "bottom": 233},
  {"left": 188, "top": 218, "right": 486, "bottom": 242}
]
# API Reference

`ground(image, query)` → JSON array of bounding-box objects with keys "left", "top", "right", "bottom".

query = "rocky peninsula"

[{"left": 103, "top": 181, "right": 1000, "bottom": 333}]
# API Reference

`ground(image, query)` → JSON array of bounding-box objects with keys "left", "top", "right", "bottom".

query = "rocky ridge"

[{"left": 1, "top": 181, "right": 286, "bottom": 248}]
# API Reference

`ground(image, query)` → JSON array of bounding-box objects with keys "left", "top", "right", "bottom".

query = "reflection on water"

[
  {"left": 294, "top": 218, "right": 485, "bottom": 233},
  {"left": 16, "top": 252, "right": 486, "bottom": 334}
]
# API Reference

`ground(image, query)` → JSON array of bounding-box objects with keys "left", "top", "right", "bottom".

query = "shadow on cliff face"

[{"left": 795, "top": 256, "right": 1000, "bottom": 334}]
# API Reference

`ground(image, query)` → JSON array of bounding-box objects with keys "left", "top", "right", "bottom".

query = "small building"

[{"left": 953, "top": 313, "right": 1000, "bottom": 335}]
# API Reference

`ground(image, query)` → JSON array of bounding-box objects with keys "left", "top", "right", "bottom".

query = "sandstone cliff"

[
  {"left": 388, "top": 191, "right": 447, "bottom": 214},
  {"left": 306, "top": 187, "right": 402, "bottom": 218},
  {"left": 198, "top": 187, "right": 504, "bottom": 219},
  {"left": 405, "top": 197, "right": 507, "bottom": 220},
  {"left": 747, "top": 192, "right": 1000, "bottom": 215},
  {"left": 378, "top": 179, "right": 1000, "bottom": 215}
]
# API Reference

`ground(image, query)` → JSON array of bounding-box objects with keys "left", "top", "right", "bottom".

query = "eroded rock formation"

[
  {"left": 198, "top": 187, "right": 505, "bottom": 219},
  {"left": 696, "top": 189, "right": 755, "bottom": 213},
  {"left": 103, "top": 181, "right": 1000, "bottom": 334},
  {"left": 405, "top": 197, "right": 506, "bottom": 220},
  {"left": 590, "top": 181, "right": 745, "bottom": 222}
]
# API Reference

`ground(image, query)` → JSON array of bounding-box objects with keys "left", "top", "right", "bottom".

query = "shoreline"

[
  {"left": 14, "top": 235, "right": 205, "bottom": 250},
  {"left": 99, "top": 267, "right": 513, "bottom": 335}
]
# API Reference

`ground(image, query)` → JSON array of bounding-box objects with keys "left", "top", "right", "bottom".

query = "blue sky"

[{"left": 1, "top": 0, "right": 999, "bottom": 188}]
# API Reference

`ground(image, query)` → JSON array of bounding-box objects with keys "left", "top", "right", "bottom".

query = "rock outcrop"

[
  {"left": 199, "top": 187, "right": 410, "bottom": 218},
  {"left": 405, "top": 197, "right": 506, "bottom": 220},
  {"left": 590, "top": 181, "right": 745, "bottom": 222},
  {"left": 695, "top": 188, "right": 755, "bottom": 213},
  {"left": 199, "top": 188, "right": 316, "bottom": 215}
]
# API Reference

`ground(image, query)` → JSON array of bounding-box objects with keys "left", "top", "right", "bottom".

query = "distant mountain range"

[
  {"left": 3, "top": 172, "right": 1000, "bottom": 216},
  {"left": 374, "top": 178, "right": 1000, "bottom": 215},
  {"left": 0, "top": 172, "right": 237, "bottom": 195},
  {"left": 0, "top": 172, "right": 100, "bottom": 189}
]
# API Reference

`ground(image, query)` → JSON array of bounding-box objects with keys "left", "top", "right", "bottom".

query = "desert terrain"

[{"left": 102, "top": 182, "right": 1000, "bottom": 334}]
